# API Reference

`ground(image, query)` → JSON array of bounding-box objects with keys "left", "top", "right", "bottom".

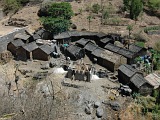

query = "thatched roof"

[
  {"left": 76, "top": 38, "right": 90, "bottom": 47},
  {"left": 11, "top": 39, "right": 24, "bottom": 47},
  {"left": 22, "top": 42, "right": 38, "bottom": 52},
  {"left": 14, "top": 33, "right": 31, "bottom": 40},
  {"left": 118, "top": 64, "right": 138, "bottom": 78},
  {"left": 84, "top": 42, "right": 98, "bottom": 52}
]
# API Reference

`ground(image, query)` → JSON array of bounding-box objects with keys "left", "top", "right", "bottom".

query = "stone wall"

[{"left": 0, "top": 28, "right": 26, "bottom": 53}]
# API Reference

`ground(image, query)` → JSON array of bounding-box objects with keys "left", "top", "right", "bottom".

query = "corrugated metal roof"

[{"left": 145, "top": 73, "right": 160, "bottom": 89}]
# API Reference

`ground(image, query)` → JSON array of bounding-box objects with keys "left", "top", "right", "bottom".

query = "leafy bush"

[
  {"left": 148, "top": 0, "right": 160, "bottom": 11},
  {"left": 92, "top": 3, "right": 100, "bottom": 14},
  {"left": 135, "top": 41, "right": 145, "bottom": 47},
  {"left": 144, "top": 26, "right": 160, "bottom": 33},
  {"left": 3, "top": 0, "right": 20, "bottom": 13}
]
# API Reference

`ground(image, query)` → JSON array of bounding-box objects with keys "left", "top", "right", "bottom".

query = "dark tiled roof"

[
  {"left": 100, "top": 38, "right": 112, "bottom": 44},
  {"left": 129, "top": 44, "right": 145, "bottom": 53},
  {"left": 118, "top": 64, "right": 138, "bottom": 78},
  {"left": 105, "top": 43, "right": 135, "bottom": 59},
  {"left": 84, "top": 42, "right": 98, "bottom": 52},
  {"left": 23, "top": 42, "right": 38, "bottom": 52},
  {"left": 11, "top": 39, "right": 24, "bottom": 47},
  {"left": 14, "top": 33, "right": 31, "bottom": 40},
  {"left": 76, "top": 38, "right": 90, "bottom": 47},
  {"left": 39, "top": 44, "right": 54, "bottom": 54},
  {"left": 66, "top": 45, "right": 82, "bottom": 55},
  {"left": 131, "top": 73, "right": 147, "bottom": 88}
]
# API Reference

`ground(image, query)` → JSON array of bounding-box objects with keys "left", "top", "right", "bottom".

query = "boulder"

[
  {"left": 41, "top": 63, "right": 50, "bottom": 70},
  {"left": 96, "top": 107, "right": 103, "bottom": 118},
  {"left": 94, "top": 101, "right": 101, "bottom": 108},
  {"left": 110, "top": 102, "right": 121, "bottom": 111}
]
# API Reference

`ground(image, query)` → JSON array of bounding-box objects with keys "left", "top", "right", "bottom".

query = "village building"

[
  {"left": 32, "top": 44, "right": 54, "bottom": 61},
  {"left": 68, "top": 31, "right": 81, "bottom": 42},
  {"left": 14, "top": 33, "right": 34, "bottom": 43},
  {"left": 17, "top": 42, "right": 38, "bottom": 61},
  {"left": 105, "top": 43, "right": 136, "bottom": 64},
  {"left": 54, "top": 32, "right": 71, "bottom": 45},
  {"left": 97, "top": 37, "right": 113, "bottom": 48},
  {"left": 118, "top": 64, "right": 153, "bottom": 95},
  {"left": 75, "top": 38, "right": 91, "bottom": 48},
  {"left": 84, "top": 41, "right": 98, "bottom": 55},
  {"left": 129, "top": 44, "right": 147, "bottom": 57},
  {"left": 7, "top": 39, "right": 24, "bottom": 56},
  {"left": 145, "top": 73, "right": 160, "bottom": 89},
  {"left": 65, "top": 45, "right": 85, "bottom": 60},
  {"left": 91, "top": 47, "right": 127, "bottom": 72}
]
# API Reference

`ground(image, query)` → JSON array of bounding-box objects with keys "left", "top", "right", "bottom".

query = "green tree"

[
  {"left": 40, "top": 2, "right": 73, "bottom": 34},
  {"left": 123, "top": 0, "right": 131, "bottom": 11},
  {"left": 130, "top": 0, "right": 143, "bottom": 20},
  {"left": 148, "top": 0, "right": 160, "bottom": 11}
]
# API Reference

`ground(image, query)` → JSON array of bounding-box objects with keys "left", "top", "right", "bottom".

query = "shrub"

[
  {"left": 40, "top": 2, "right": 73, "bottom": 34},
  {"left": 92, "top": 3, "right": 100, "bottom": 14},
  {"left": 3, "top": 0, "right": 20, "bottom": 13},
  {"left": 148, "top": 0, "right": 160, "bottom": 11}
]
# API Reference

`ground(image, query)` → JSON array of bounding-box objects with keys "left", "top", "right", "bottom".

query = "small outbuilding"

[
  {"left": 145, "top": 73, "right": 160, "bottom": 89},
  {"left": 97, "top": 37, "right": 113, "bottom": 48},
  {"left": 92, "top": 47, "right": 127, "bottom": 72},
  {"left": 118, "top": 64, "right": 153, "bottom": 95},
  {"left": 105, "top": 43, "right": 136, "bottom": 64},
  {"left": 14, "top": 33, "right": 34, "bottom": 43},
  {"left": 65, "top": 45, "right": 85, "bottom": 60},
  {"left": 17, "top": 42, "right": 38, "bottom": 61},
  {"left": 84, "top": 41, "right": 98, "bottom": 55},
  {"left": 7, "top": 39, "right": 24, "bottom": 56},
  {"left": 75, "top": 38, "right": 90, "bottom": 48},
  {"left": 129, "top": 44, "right": 147, "bottom": 56},
  {"left": 32, "top": 44, "right": 54, "bottom": 61},
  {"left": 54, "top": 32, "right": 71, "bottom": 45}
]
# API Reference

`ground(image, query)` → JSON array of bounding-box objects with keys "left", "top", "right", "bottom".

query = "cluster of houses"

[
  {"left": 7, "top": 29, "right": 59, "bottom": 61},
  {"left": 1, "top": 28, "right": 159, "bottom": 96},
  {"left": 53, "top": 31, "right": 160, "bottom": 96}
]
